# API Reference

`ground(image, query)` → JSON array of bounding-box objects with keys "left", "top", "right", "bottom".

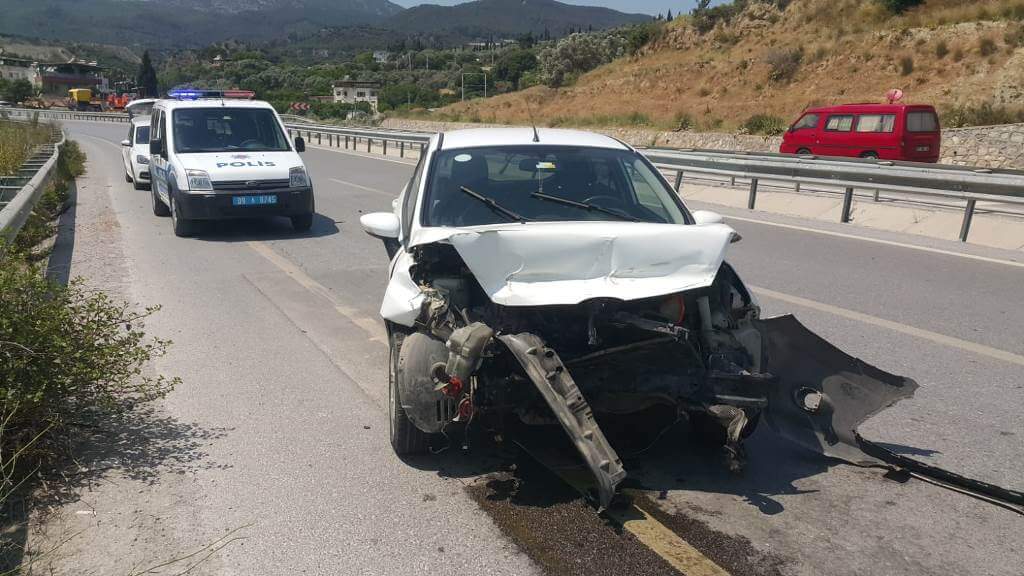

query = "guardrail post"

[
  {"left": 730, "top": 175, "right": 735, "bottom": 186},
  {"left": 317, "top": 132, "right": 322, "bottom": 145},
  {"left": 841, "top": 187, "right": 854, "bottom": 223},
  {"left": 873, "top": 189, "right": 880, "bottom": 202},
  {"left": 345, "top": 135, "right": 349, "bottom": 149},
  {"left": 674, "top": 170, "right": 684, "bottom": 192},
  {"left": 747, "top": 178, "right": 758, "bottom": 209},
  {"left": 794, "top": 181, "right": 801, "bottom": 193},
  {"left": 383, "top": 140, "right": 388, "bottom": 155},
  {"left": 400, "top": 142, "right": 405, "bottom": 158},
  {"left": 420, "top": 143, "right": 425, "bottom": 155},
  {"left": 960, "top": 199, "right": 976, "bottom": 242},
  {"left": 367, "top": 138, "right": 371, "bottom": 153}
]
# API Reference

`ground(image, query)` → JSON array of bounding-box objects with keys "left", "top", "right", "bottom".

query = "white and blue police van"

[{"left": 148, "top": 89, "right": 313, "bottom": 237}]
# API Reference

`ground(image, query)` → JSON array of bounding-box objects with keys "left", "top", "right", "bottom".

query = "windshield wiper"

[
  {"left": 530, "top": 192, "right": 639, "bottom": 222},
  {"left": 459, "top": 186, "right": 530, "bottom": 223}
]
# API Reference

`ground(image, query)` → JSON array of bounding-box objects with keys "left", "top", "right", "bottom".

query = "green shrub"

[
  {"left": 766, "top": 47, "right": 803, "bottom": 83},
  {"left": 935, "top": 40, "right": 949, "bottom": 59},
  {"left": 673, "top": 112, "right": 695, "bottom": 130},
  {"left": 942, "top": 102, "right": 1024, "bottom": 127},
  {"left": 741, "top": 114, "right": 787, "bottom": 135},
  {"left": 899, "top": 55, "right": 914, "bottom": 75},
  {"left": 876, "top": 0, "right": 923, "bottom": 14},
  {"left": 979, "top": 37, "right": 998, "bottom": 56}
]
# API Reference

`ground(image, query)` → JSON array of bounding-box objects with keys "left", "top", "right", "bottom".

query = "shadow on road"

[
  {"left": 45, "top": 178, "right": 78, "bottom": 286},
  {"left": 184, "top": 213, "right": 339, "bottom": 242}
]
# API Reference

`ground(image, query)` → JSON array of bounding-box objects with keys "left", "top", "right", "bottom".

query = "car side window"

[
  {"left": 855, "top": 114, "right": 896, "bottom": 133},
  {"left": 824, "top": 115, "right": 855, "bottom": 132},
  {"left": 791, "top": 113, "right": 819, "bottom": 131},
  {"left": 401, "top": 151, "right": 427, "bottom": 243}
]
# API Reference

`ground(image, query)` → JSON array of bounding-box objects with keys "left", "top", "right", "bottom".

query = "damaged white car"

[{"left": 360, "top": 128, "right": 917, "bottom": 510}]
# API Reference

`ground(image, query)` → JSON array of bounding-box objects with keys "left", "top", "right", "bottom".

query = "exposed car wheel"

[
  {"left": 126, "top": 172, "right": 132, "bottom": 183},
  {"left": 389, "top": 331, "right": 430, "bottom": 455},
  {"left": 170, "top": 194, "right": 195, "bottom": 237},
  {"left": 291, "top": 213, "right": 313, "bottom": 232},
  {"left": 796, "top": 148, "right": 812, "bottom": 155},
  {"left": 133, "top": 178, "right": 145, "bottom": 191},
  {"left": 152, "top": 188, "right": 170, "bottom": 217},
  {"left": 860, "top": 151, "right": 879, "bottom": 160}
]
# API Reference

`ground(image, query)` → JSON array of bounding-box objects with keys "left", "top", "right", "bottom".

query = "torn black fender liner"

[
  {"left": 498, "top": 333, "right": 627, "bottom": 510},
  {"left": 760, "top": 314, "right": 919, "bottom": 465}
]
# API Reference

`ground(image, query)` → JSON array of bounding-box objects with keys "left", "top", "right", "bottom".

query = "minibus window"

[
  {"left": 907, "top": 111, "right": 939, "bottom": 132},
  {"left": 791, "top": 114, "right": 818, "bottom": 130},
  {"left": 824, "top": 115, "right": 855, "bottom": 132},
  {"left": 856, "top": 114, "right": 896, "bottom": 133}
]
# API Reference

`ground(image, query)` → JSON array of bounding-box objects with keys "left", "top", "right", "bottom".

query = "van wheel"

[
  {"left": 860, "top": 152, "right": 879, "bottom": 160},
  {"left": 152, "top": 188, "right": 169, "bottom": 217},
  {"left": 796, "top": 148, "right": 811, "bottom": 155},
  {"left": 170, "top": 195, "right": 195, "bottom": 237},
  {"left": 125, "top": 171, "right": 132, "bottom": 183},
  {"left": 291, "top": 213, "right": 313, "bottom": 232},
  {"left": 389, "top": 331, "right": 430, "bottom": 455}
]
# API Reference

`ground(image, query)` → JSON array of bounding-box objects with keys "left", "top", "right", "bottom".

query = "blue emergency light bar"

[{"left": 167, "top": 88, "right": 256, "bottom": 100}]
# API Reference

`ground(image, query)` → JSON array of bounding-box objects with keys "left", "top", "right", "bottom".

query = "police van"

[{"left": 149, "top": 90, "right": 313, "bottom": 237}]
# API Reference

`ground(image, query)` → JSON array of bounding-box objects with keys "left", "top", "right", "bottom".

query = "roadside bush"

[
  {"left": 766, "top": 47, "right": 803, "bottom": 83},
  {"left": 899, "top": 55, "right": 914, "bottom": 75},
  {"left": 13, "top": 141, "right": 85, "bottom": 256},
  {"left": 979, "top": 37, "right": 998, "bottom": 56},
  {"left": 0, "top": 120, "right": 51, "bottom": 175},
  {"left": 942, "top": 102, "right": 1024, "bottom": 127},
  {"left": 537, "top": 32, "right": 628, "bottom": 87},
  {"left": 673, "top": 112, "right": 695, "bottom": 130},
  {"left": 935, "top": 40, "right": 949, "bottom": 59},
  {"left": 876, "top": 0, "right": 923, "bottom": 14},
  {"left": 1005, "top": 24, "right": 1024, "bottom": 48},
  {"left": 741, "top": 114, "right": 787, "bottom": 135}
]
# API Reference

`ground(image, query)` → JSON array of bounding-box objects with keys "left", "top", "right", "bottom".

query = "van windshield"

[{"left": 172, "top": 108, "right": 289, "bottom": 153}]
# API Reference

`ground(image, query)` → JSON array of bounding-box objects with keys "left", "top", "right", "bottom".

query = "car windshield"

[
  {"left": 421, "top": 146, "right": 689, "bottom": 227},
  {"left": 135, "top": 125, "right": 150, "bottom": 145},
  {"left": 172, "top": 107, "right": 289, "bottom": 153}
]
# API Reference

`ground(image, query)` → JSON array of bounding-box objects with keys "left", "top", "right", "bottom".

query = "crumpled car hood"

[{"left": 445, "top": 221, "right": 737, "bottom": 306}]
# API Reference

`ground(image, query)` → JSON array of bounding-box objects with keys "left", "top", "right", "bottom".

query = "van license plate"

[
  {"left": 915, "top": 145, "right": 930, "bottom": 152},
  {"left": 233, "top": 195, "right": 277, "bottom": 206}
]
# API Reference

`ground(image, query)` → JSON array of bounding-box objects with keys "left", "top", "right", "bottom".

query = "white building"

[
  {"left": 332, "top": 80, "right": 381, "bottom": 112},
  {"left": 0, "top": 54, "right": 40, "bottom": 87}
]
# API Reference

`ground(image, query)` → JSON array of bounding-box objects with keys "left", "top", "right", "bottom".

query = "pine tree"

[
  {"left": 136, "top": 51, "right": 158, "bottom": 98},
  {"left": 667, "top": 10, "right": 673, "bottom": 21}
]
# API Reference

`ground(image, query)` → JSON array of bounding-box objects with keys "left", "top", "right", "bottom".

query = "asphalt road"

[{"left": 47, "top": 120, "right": 1023, "bottom": 576}]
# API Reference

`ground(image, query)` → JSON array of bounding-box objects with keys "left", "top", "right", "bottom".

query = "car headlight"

[
  {"left": 289, "top": 166, "right": 309, "bottom": 188},
  {"left": 136, "top": 154, "right": 149, "bottom": 165},
  {"left": 186, "top": 169, "right": 213, "bottom": 191}
]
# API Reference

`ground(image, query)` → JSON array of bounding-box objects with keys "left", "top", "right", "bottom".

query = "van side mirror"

[
  {"left": 294, "top": 136, "right": 305, "bottom": 152},
  {"left": 149, "top": 137, "right": 162, "bottom": 155},
  {"left": 121, "top": 139, "right": 130, "bottom": 147}
]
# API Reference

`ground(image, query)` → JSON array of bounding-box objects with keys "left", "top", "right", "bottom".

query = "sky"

[{"left": 390, "top": 0, "right": 707, "bottom": 17}]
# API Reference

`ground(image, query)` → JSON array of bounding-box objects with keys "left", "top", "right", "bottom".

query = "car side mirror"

[
  {"left": 360, "top": 212, "right": 401, "bottom": 258},
  {"left": 121, "top": 139, "right": 130, "bottom": 147},
  {"left": 294, "top": 136, "right": 305, "bottom": 152},
  {"left": 692, "top": 210, "right": 724, "bottom": 225},
  {"left": 149, "top": 137, "right": 162, "bottom": 155}
]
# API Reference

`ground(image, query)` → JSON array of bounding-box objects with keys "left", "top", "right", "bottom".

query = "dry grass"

[
  {"left": 0, "top": 120, "right": 51, "bottom": 175},
  {"left": 424, "top": 0, "right": 1024, "bottom": 131}
]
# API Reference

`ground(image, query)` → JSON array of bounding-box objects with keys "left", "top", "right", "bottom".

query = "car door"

[
  {"left": 817, "top": 114, "right": 856, "bottom": 157},
  {"left": 785, "top": 112, "right": 819, "bottom": 153},
  {"left": 151, "top": 110, "right": 170, "bottom": 203},
  {"left": 122, "top": 124, "right": 133, "bottom": 176}
]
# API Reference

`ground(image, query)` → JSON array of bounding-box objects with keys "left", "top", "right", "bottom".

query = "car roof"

[
  {"left": 804, "top": 103, "right": 936, "bottom": 114},
  {"left": 153, "top": 98, "right": 276, "bottom": 110},
  {"left": 440, "top": 127, "right": 630, "bottom": 151}
]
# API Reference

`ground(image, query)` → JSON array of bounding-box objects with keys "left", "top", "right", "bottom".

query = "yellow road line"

[
  {"left": 607, "top": 503, "right": 730, "bottom": 576},
  {"left": 751, "top": 285, "right": 1024, "bottom": 367}
]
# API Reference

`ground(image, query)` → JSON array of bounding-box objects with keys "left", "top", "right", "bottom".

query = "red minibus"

[{"left": 780, "top": 103, "right": 941, "bottom": 162}]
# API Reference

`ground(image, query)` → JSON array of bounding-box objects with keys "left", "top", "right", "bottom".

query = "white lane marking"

[
  {"left": 751, "top": 285, "right": 1024, "bottom": 367},
  {"left": 722, "top": 213, "right": 1024, "bottom": 269},
  {"left": 83, "top": 133, "right": 120, "bottom": 148},
  {"left": 305, "top": 143, "right": 418, "bottom": 166},
  {"left": 247, "top": 241, "right": 387, "bottom": 343},
  {"left": 328, "top": 178, "right": 397, "bottom": 198}
]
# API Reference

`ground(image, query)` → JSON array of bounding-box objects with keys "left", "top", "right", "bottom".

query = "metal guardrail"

[
  {"left": 0, "top": 123, "right": 65, "bottom": 244},
  {"left": 6, "top": 107, "right": 1024, "bottom": 242},
  {"left": 647, "top": 149, "right": 1024, "bottom": 242}
]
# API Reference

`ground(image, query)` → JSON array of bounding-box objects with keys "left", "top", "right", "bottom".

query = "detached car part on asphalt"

[{"left": 361, "top": 128, "right": 925, "bottom": 511}]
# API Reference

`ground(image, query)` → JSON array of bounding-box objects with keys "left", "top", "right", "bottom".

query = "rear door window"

[
  {"left": 855, "top": 114, "right": 896, "bottom": 133},
  {"left": 907, "top": 111, "right": 939, "bottom": 132},
  {"left": 824, "top": 115, "right": 855, "bottom": 132}
]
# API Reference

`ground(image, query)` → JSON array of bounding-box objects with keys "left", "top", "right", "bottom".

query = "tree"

[
  {"left": 1, "top": 79, "right": 34, "bottom": 104},
  {"left": 136, "top": 51, "right": 158, "bottom": 98},
  {"left": 666, "top": 10, "right": 673, "bottom": 21},
  {"left": 493, "top": 49, "right": 538, "bottom": 88}
]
